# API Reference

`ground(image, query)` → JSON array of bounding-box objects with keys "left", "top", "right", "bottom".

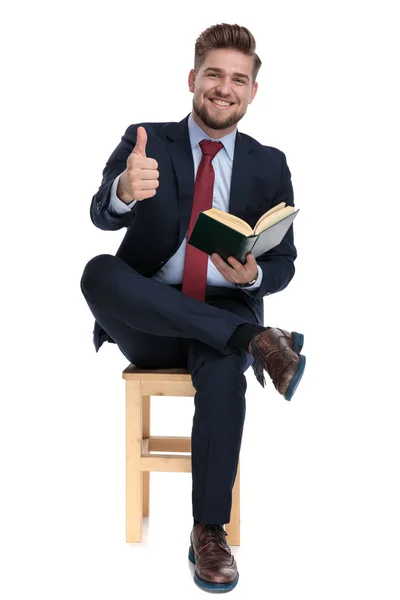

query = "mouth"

[{"left": 208, "top": 98, "right": 235, "bottom": 110}]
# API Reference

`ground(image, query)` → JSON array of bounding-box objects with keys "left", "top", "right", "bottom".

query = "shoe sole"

[
  {"left": 284, "top": 354, "right": 306, "bottom": 401},
  {"left": 283, "top": 331, "right": 305, "bottom": 401},
  {"left": 188, "top": 546, "right": 239, "bottom": 593}
]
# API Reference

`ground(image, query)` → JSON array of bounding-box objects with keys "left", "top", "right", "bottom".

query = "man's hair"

[{"left": 194, "top": 23, "right": 262, "bottom": 83}]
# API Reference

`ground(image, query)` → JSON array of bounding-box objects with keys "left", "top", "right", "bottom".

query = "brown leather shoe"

[
  {"left": 188, "top": 524, "right": 239, "bottom": 592},
  {"left": 248, "top": 327, "right": 306, "bottom": 401}
]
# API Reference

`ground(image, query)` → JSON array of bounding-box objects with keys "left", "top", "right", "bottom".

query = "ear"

[
  {"left": 188, "top": 69, "right": 195, "bottom": 92},
  {"left": 249, "top": 81, "right": 258, "bottom": 104}
]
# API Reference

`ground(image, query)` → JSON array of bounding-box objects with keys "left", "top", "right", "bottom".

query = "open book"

[{"left": 188, "top": 202, "right": 299, "bottom": 264}]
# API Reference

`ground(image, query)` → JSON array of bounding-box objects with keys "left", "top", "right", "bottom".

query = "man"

[{"left": 81, "top": 23, "right": 306, "bottom": 593}]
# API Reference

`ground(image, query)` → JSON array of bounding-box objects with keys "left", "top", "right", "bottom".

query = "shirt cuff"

[{"left": 108, "top": 174, "right": 137, "bottom": 215}]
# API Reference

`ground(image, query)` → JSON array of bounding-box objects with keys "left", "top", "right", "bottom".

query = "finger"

[
  {"left": 214, "top": 254, "right": 235, "bottom": 268},
  {"left": 132, "top": 126, "right": 147, "bottom": 158},
  {"left": 227, "top": 256, "right": 248, "bottom": 278},
  {"left": 138, "top": 168, "right": 159, "bottom": 179},
  {"left": 211, "top": 254, "right": 223, "bottom": 270},
  {"left": 212, "top": 254, "right": 234, "bottom": 276},
  {"left": 132, "top": 179, "right": 160, "bottom": 191},
  {"left": 133, "top": 156, "right": 158, "bottom": 170},
  {"left": 226, "top": 255, "right": 252, "bottom": 282},
  {"left": 227, "top": 256, "right": 241, "bottom": 268}
]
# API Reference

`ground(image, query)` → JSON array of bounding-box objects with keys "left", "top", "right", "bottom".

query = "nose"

[{"left": 215, "top": 77, "right": 232, "bottom": 96}]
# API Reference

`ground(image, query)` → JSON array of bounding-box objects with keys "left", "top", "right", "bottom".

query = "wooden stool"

[{"left": 122, "top": 365, "right": 241, "bottom": 545}]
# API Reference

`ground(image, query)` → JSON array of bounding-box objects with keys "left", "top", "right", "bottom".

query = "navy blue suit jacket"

[{"left": 90, "top": 113, "right": 297, "bottom": 351}]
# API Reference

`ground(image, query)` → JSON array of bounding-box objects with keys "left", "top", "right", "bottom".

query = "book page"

[
  {"left": 252, "top": 202, "right": 286, "bottom": 232},
  {"left": 259, "top": 202, "right": 286, "bottom": 220},
  {"left": 254, "top": 206, "right": 295, "bottom": 234},
  {"left": 203, "top": 208, "right": 253, "bottom": 236}
]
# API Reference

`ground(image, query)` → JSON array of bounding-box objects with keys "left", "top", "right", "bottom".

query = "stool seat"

[{"left": 122, "top": 365, "right": 240, "bottom": 545}]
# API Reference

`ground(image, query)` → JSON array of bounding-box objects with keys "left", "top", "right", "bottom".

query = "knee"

[
  {"left": 80, "top": 253, "right": 115, "bottom": 300},
  {"left": 193, "top": 359, "right": 247, "bottom": 402}
]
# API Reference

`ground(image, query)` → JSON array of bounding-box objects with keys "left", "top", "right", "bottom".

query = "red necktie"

[{"left": 181, "top": 139, "right": 224, "bottom": 302}]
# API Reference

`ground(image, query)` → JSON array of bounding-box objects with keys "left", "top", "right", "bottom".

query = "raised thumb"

[{"left": 133, "top": 126, "right": 147, "bottom": 157}]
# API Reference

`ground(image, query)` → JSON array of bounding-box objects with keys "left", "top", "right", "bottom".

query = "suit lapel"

[
  {"left": 161, "top": 115, "right": 255, "bottom": 243},
  {"left": 228, "top": 131, "right": 254, "bottom": 217},
  {"left": 162, "top": 116, "right": 195, "bottom": 243}
]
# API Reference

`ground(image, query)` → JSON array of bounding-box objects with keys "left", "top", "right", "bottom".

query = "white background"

[{"left": 1, "top": 1, "right": 399, "bottom": 598}]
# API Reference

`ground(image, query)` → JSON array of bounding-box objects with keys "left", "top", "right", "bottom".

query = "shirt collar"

[{"left": 188, "top": 113, "right": 237, "bottom": 162}]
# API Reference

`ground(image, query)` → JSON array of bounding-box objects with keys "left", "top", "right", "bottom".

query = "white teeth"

[{"left": 211, "top": 99, "right": 231, "bottom": 106}]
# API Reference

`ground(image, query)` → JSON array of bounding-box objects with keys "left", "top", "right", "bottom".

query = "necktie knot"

[{"left": 199, "top": 139, "right": 224, "bottom": 159}]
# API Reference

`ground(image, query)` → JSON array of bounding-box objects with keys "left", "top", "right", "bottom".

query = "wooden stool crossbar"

[{"left": 122, "top": 365, "right": 241, "bottom": 545}]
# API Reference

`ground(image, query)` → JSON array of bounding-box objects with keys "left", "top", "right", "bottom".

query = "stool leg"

[
  {"left": 142, "top": 395, "right": 150, "bottom": 518},
  {"left": 225, "top": 460, "right": 240, "bottom": 546},
  {"left": 126, "top": 380, "right": 142, "bottom": 542}
]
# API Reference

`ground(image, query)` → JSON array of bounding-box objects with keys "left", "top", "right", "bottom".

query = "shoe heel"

[
  {"left": 188, "top": 546, "right": 195, "bottom": 564},
  {"left": 292, "top": 332, "right": 304, "bottom": 354}
]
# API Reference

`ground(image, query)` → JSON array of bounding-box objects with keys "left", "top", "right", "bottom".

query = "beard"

[{"left": 193, "top": 96, "right": 246, "bottom": 131}]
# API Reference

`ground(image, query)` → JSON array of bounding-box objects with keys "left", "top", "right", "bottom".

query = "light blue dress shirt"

[{"left": 108, "top": 114, "right": 263, "bottom": 293}]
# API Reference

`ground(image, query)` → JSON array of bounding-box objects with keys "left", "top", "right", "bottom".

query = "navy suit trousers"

[{"left": 80, "top": 253, "right": 261, "bottom": 524}]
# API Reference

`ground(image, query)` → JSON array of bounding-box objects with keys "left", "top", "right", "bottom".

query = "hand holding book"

[
  {"left": 210, "top": 251, "right": 258, "bottom": 286},
  {"left": 188, "top": 202, "right": 299, "bottom": 265}
]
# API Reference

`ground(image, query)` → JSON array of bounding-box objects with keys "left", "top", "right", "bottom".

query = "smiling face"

[{"left": 188, "top": 48, "right": 258, "bottom": 138}]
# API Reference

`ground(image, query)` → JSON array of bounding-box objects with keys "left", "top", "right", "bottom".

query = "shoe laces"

[
  {"left": 252, "top": 356, "right": 266, "bottom": 388},
  {"left": 200, "top": 524, "right": 228, "bottom": 544}
]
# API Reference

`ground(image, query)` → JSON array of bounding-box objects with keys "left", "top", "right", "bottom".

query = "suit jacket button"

[{"left": 96, "top": 200, "right": 102, "bottom": 210}]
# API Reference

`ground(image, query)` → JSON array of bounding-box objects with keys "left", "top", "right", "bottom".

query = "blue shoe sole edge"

[
  {"left": 188, "top": 547, "right": 239, "bottom": 593},
  {"left": 284, "top": 354, "right": 306, "bottom": 401}
]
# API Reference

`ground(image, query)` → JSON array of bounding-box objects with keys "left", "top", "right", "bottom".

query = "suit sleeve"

[
  {"left": 89, "top": 125, "right": 138, "bottom": 231},
  {"left": 241, "top": 152, "right": 297, "bottom": 300}
]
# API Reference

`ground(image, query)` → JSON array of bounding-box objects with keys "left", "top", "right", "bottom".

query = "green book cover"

[{"left": 188, "top": 210, "right": 299, "bottom": 265}]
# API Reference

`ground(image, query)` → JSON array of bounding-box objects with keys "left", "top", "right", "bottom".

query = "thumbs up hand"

[{"left": 117, "top": 126, "right": 160, "bottom": 203}]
